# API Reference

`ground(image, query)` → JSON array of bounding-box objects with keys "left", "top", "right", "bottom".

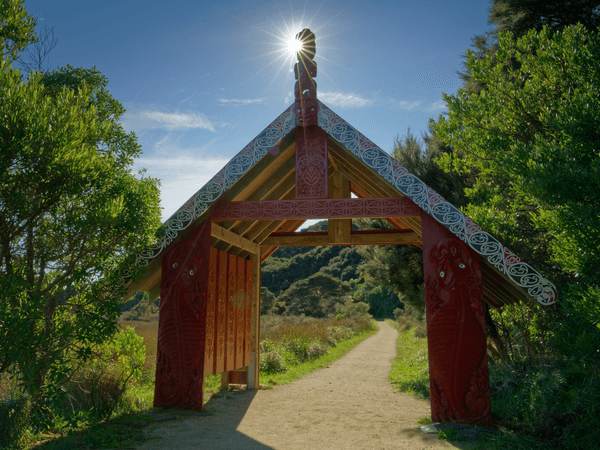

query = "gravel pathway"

[{"left": 136, "top": 321, "right": 453, "bottom": 450}]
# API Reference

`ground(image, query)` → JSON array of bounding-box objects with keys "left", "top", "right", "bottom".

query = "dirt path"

[{"left": 136, "top": 321, "right": 454, "bottom": 449}]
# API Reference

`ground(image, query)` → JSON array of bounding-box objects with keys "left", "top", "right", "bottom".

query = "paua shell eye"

[
  {"left": 439, "top": 271, "right": 445, "bottom": 278},
  {"left": 459, "top": 263, "right": 466, "bottom": 269},
  {"left": 172, "top": 263, "right": 178, "bottom": 268},
  {"left": 189, "top": 270, "right": 194, "bottom": 276}
]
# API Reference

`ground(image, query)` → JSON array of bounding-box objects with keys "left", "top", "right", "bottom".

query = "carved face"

[
  {"left": 294, "top": 98, "right": 318, "bottom": 126},
  {"left": 163, "top": 244, "right": 204, "bottom": 293},
  {"left": 430, "top": 238, "right": 474, "bottom": 289}
]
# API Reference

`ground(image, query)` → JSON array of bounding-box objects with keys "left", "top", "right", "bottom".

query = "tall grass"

[{"left": 258, "top": 315, "right": 378, "bottom": 386}]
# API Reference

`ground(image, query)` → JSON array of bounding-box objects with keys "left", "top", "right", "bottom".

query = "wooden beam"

[
  {"left": 212, "top": 197, "right": 420, "bottom": 221},
  {"left": 221, "top": 137, "right": 296, "bottom": 203},
  {"left": 210, "top": 223, "right": 260, "bottom": 254},
  {"left": 262, "top": 230, "right": 420, "bottom": 247},
  {"left": 328, "top": 171, "right": 352, "bottom": 244},
  {"left": 260, "top": 219, "right": 305, "bottom": 263},
  {"left": 247, "top": 253, "right": 261, "bottom": 389}
]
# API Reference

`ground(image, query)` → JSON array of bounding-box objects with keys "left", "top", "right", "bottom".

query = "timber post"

[
  {"left": 421, "top": 211, "right": 492, "bottom": 425},
  {"left": 154, "top": 218, "right": 212, "bottom": 410}
]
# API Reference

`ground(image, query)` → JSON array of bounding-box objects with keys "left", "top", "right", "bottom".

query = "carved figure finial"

[{"left": 294, "top": 28, "right": 318, "bottom": 126}]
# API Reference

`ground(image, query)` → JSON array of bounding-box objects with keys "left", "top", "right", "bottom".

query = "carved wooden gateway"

[{"left": 126, "top": 30, "right": 557, "bottom": 426}]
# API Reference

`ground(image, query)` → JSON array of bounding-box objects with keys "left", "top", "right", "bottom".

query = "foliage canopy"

[
  {"left": 433, "top": 24, "right": 600, "bottom": 283},
  {"left": 0, "top": 0, "right": 161, "bottom": 408}
]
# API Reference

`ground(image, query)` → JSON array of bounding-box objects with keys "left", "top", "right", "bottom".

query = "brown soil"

[{"left": 136, "top": 321, "right": 455, "bottom": 449}]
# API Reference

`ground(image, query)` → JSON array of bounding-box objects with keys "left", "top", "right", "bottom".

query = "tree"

[
  {"left": 433, "top": 24, "right": 600, "bottom": 284},
  {"left": 459, "top": 1, "right": 600, "bottom": 93},
  {"left": 279, "top": 272, "right": 352, "bottom": 317},
  {"left": 0, "top": 0, "right": 161, "bottom": 407},
  {"left": 352, "top": 283, "right": 401, "bottom": 319}
]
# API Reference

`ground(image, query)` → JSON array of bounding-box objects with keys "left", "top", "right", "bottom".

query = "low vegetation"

[
  {"left": 387, "top": 311, "right": 600, "bottom": 449},
  {"left": 258, "top": 315, "right": 377, "bottom": 386},
  {"left": 0, "top": 310, "right": 376, "bottom": 449}
]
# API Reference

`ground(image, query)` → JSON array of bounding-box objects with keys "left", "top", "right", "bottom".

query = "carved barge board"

[{"left": 421, "top": 211, "right": 492, "bottom": 425}]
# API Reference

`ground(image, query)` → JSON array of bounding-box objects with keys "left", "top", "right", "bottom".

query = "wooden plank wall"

[{"left": 204, "top": 248, "right": 253, "bottom": 376}]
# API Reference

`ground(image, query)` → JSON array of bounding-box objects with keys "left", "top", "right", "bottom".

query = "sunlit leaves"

[{"left": 433, "top": 24, "right": 600, "bottom": 282}]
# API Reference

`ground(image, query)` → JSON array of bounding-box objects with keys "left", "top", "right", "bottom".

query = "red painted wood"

[
  {"left": 225, "top": 254, "right": 236, "bottom": 371},
  {"left": 211, "top": 197, "right": 420, "bottom": 221},
  {"left": 154, "top": 218, "right": 211, "bottom": 410},
  {"left": 204, "top": 248, "right": 217, "bottom": 376},
  {"left": 235, "top": 257, "right": 245, "bottom": 369},
  {"left": 244, "top": 259, "right": 253, "bottom": 367},
  {"left": 295, "top": 125, "right": 328, "bottom": 199},
  {"left": 421, "top": 211, "right": 492, "bottom": 425},
  {"left": 215, "top": 250, "right": 227, "bottom": 375}
]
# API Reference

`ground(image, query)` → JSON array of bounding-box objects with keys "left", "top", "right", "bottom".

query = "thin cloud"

[
  {"left": 319, "top": 92, "right": 374, "bottom": 108},
  {"left": 219, "top": 98, "right": 266, "bottom": 106},
  {"left": 391, "top": 99, "right": 447, "bottom": 112},
  {"left": 395, "top": 100, "right": 422, "bottom": 111},
  {"left": 427, "top": 100, "right": 447, "bottom": 111},
  {"left": 123, "top": 110, "right": 216, "bottom": 132},
  {"left": 134, "top": 154, "right": 229, "bottom": 221}
]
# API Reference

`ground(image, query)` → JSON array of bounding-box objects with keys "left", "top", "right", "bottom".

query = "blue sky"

[{"left": 28, "top": 0, "right": 491, "bottom": 221}]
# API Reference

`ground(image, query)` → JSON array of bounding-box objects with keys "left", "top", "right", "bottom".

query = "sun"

[{"left": 287, "top": 36, "right": 304, "bottom": 55}]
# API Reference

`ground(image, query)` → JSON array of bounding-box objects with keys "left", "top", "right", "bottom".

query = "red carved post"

[
  {"left": 235, "top": 257, "right": 245, "bottom": 368},
  {"left": 154, "top": 218, "right": 211, "bottom": 410},
  {"left": 296, "top": 125, "right": 328, "bottom": 198},
  {"left": 421, "top": 211, "right": 492, "bottom": 425}
]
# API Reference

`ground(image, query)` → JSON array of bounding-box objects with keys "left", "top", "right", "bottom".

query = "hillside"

[{"left": 261, "top": 221, "right": 401, "bottom": 318}]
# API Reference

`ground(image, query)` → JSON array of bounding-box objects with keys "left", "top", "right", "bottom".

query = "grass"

[
  {"left": 386, "top": 319, "right": 430, "bottom": 398},
  {"left": 27, "top": 413, "right": 154, "bottom": 450},
  {"left": 386, "top": 318, "right": 551, "bottom": 449}
]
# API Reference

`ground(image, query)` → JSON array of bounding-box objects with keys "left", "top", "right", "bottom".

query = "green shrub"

[
  {"left": 0, "top": 397, "right": 30, "bottom": 448},
  {"left": 65, "top": 326, "right": 146, "bottom": 418},
  {"left": 260, "top": 351, "right": 287, "bottom": 374},
  {"left": 335, "top": 298, "right": 372, "bottom": 320}
]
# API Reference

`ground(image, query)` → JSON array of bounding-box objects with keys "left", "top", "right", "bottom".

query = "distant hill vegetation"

[{"left": 261, "top": 220, "right": 402, "bottom": 319}]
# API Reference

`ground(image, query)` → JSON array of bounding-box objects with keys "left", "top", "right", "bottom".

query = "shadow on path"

[{"left": 139, "top": 389, "right": 275, "bottom": 450}]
